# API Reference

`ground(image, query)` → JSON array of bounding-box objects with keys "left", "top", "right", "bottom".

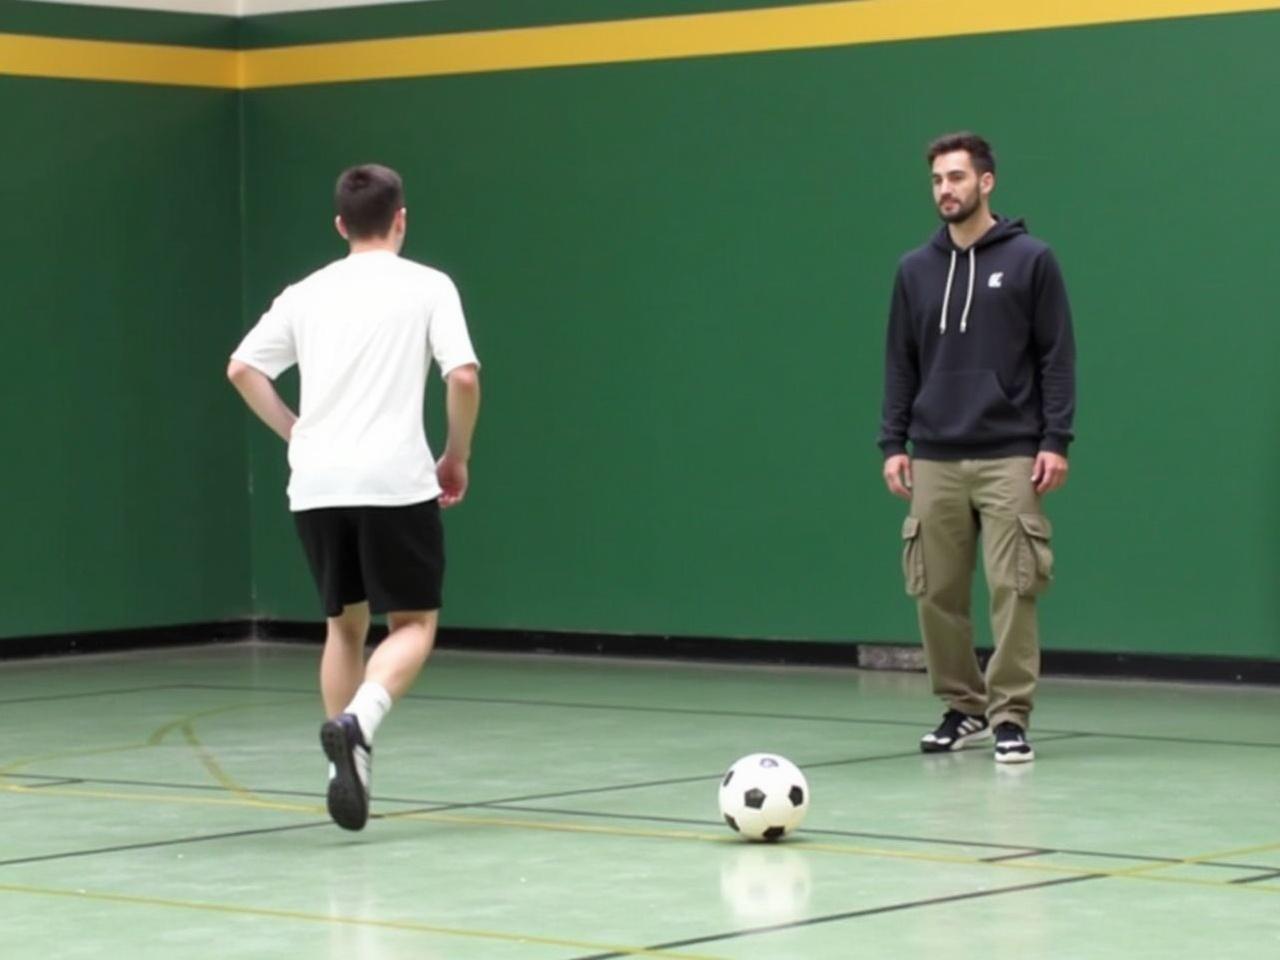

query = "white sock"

[{"left": 345, "top": 681, "right": 392, "bottom": 744}]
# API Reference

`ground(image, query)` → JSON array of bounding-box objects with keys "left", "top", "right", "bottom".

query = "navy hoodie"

[{"left": 878, "top": 216, "right": 1076, "bottom": 460}]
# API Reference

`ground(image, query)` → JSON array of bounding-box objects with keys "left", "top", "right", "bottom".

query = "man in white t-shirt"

[{"left": 227, "top": 164, "right": 481, "bottom": 831}]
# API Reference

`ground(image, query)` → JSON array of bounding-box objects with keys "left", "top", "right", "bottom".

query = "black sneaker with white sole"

[
  {"left": 920, "top": 709, "right": 991, "bottom": 753},
  {"left": 993, "top": 721, "right": 1035, "bottom": 763},
  {"left": 320, "top": 712, "right": 372, "bottom": 830}
]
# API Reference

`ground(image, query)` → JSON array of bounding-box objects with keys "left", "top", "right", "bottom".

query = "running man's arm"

[
  {"left": 228, "top": 287, "right": 299, "bottom": 442},
  {"left": 226, "top": 360, "right": 297, "bottom": 442},
  {"left": 437, "top": 363, "right": 480, "bottom": 508}
]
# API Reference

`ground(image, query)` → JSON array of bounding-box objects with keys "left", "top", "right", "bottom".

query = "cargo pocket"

[
  {"left": 901, "top": 516, "right": 926, "bottom": 597},
  {"left": 1015, "top": 514, "right": 1054, "bottom": 597}
]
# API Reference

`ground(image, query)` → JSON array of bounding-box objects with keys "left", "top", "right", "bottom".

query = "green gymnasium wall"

[
  {"left": 3, "top": 1, "right": 1276, "bottom": 663},
  {"left": 240, "top": 5, "right": 1280, "bottom": 659},
  {"left": 0, "top": 8, "right": 246, "bottom": 640}
]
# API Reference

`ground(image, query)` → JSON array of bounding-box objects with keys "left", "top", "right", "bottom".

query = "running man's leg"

[
  {"left": 320, "top": 601, "right": 370, "bottom": 717},
  {"left": 321, "top": 502, "right": 443, "bottom": 830},
  {"left": 338, "top": 609, "right": 438, "bottom": 747},
  {"left": 320, "top": 610, "right": 437, "bottom": 832},
  {"left": 366, "top": 609, "right": 439, "bottom": 700}
]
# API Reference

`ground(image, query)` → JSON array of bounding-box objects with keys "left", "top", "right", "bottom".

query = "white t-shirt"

[{"left": 231, "top": 250, "right": 479, "bottom": 511}]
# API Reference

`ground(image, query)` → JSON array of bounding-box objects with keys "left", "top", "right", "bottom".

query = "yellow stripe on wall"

[
  {"left": 241, "top": 0, "right": 1280, "bottom": 88},
  {"left": 0, "top": 32, "right": 236, "bottom": 89},
  {"left": 1, "top": 0, "right": 1278, "bottom": 90}
]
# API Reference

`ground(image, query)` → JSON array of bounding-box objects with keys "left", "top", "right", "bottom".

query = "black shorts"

[{"left": 293, "top": 499, "right": 444, "bottom": 617}]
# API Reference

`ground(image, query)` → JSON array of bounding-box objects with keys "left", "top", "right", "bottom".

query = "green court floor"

[{"left": 1, "top": 642, "right": 1277, "bottom": 958}]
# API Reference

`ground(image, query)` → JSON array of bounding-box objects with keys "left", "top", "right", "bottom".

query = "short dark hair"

[
  {"left": 926, "top": 132, "right": 996, "bottom": 176},
  {"left": 335, "top": 164, "right": 404, "bottom": 239}
]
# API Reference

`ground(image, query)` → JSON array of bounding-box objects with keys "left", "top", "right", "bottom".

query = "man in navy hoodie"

[{"left": 879, "top": 132, "right": 1076, "bottom": 763}]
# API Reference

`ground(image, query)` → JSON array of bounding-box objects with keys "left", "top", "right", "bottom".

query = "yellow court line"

[
  {"left": 1107, "top": 839, "right": 1280, "bottom": 879},
  {"left": 4, "top": 779, "right": 1278, "bottom": 897},
  {"left": 0, "top": 781, "right": 319, "bottom": 814},
  {"left": 146, "top": 701, "right": 278, "bottom": 746},
  {"left": 0, "top": 882, "right": 726, "bottom": 959},
  {"left": 177, "top": 719, "right": 268, "bottom": 805},
  {"left": 0, "top": 699, "right": 276, "bottom": 777},
  {"left": 2, "top": 0, "right": 1279, "bottom": 89},
  {"left": 385, "top": 809, "right": 1280, "bottom": 895},
  {"left": 0, "top": 742, "right": 152, "bottom": 780},
  {"left": 156, "top": 702, "right": 306, "bottom": 809},
  {"left": 1, "top": 701, "right": 294, "bottom": 811}
]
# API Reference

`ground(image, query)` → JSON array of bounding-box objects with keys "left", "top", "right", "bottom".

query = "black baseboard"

[
  {"left": 2, "top": 620, "right": 1278, "bottom": 685},
  {"left": 255, "top": 621, "right": 865, "bottom": 667},
  {"left": 1039, "top": 649, "right": 1280, "bottom": 685},
  {"left": 249, "top": 621, "right": 1280, "bottom": 684},
  {"left": 0, "top": 621, "right": 253, "bottom": 660}
]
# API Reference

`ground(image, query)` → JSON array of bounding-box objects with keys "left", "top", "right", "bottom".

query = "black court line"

[
  {"left": 0, "top": 821, "right": 336, "bottom": 867},
  {"left": 11, "top": 768, "right": 1274, "bottom": 869},
  {"left": 0, "top": 685, "right": 187, "bottom": 707},
  {"left": 1231, "top": 869, "right": 1280, "bottom": 885},
  {"left": 0, "top": 738, "right": 1056, "bottom": 805},
  {"left": 0, "top": 768, "right": 727, "bottom": 811},
  {"left": 376, "top": 749, "right": 945, "bottom": 812},
  {"left": 0, "top": 794, "right": 485, "bottom": 869},
  {"left": 795, "top": 734, "right": 1094, "bottom": 767},
  {"left": 784, "top": 749, "right": 933, "bottom": 769},
  {"left": 1052, "top": 731, "right": 1280, "bottom": 750},
  {"left": 436, "top": 736, "right": 1075, "bottom": 809},
  {"left": 3, "top": 774, "right": 75, "bottom": 783},
  {"left": 476, "top": 802, "right": 1280, "bottom": 873},
  {"left": 178, "top": 682, "right": 931, "bottom": 728},
  {"left": 171, "top": 683, "right": 1280, "bottom": 750},
  {"left": 981, "top": 849, "right": 1051, "bottom": 863},
  {"left": 0, "top": 771, "right": 401, "bottom": 806},
  {"left": 568, "top": 874, "right": 1105, "bottom": 960},
  {"left": 471, "top": 802, "right": 1051, "bottom": 854},
  {"left": 20, "top": 778, "right": 85, "bottom": 789},
  {"left": 6, "top": 769, "right": 1277, "bottom": 877},
  {"left": 9, "top": 759, "right": 1280, "bottom": 875}
]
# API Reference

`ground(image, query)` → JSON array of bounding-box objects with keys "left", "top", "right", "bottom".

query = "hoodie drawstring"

[
  {"left": 939, "top": 251, "right": 956, "bottom": 334},
  {"left": 939, "top": 247, "right": 976, "bottom": 334}
]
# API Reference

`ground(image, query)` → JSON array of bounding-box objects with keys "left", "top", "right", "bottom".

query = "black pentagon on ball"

[
  {"left": 724, "top": 814, "right": 740, "bottom": 832},
  {"left": 762, "top": 826, "right": 787, "bottom": 842},
  {"left": 788, "top": 785, "right": 805, "bottom": 806},
  {"left": 722, "top": 770, "right": 734, "bottom": 787},
  {"left": 743, "top": 788, "right": 766, "bottom": 810}
]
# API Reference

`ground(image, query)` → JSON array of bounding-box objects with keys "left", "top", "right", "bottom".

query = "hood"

[
  {"left": 930, "top": 216, "right": 1028, "bottom": 335},
  {"left": 929, "top": 215, "right": 1027, "bottom": 253}
]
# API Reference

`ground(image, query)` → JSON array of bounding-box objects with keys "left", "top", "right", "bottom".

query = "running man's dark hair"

[
  {"left": 335, "top": 164, "right": 404, "bottom": 239},
  {"left": 926, "top": 132, "right": 996, "bottom": 176}
]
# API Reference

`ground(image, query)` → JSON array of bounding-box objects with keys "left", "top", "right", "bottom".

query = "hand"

[
  {"left": 437, "top": 453, "right": 470, "bottom": 508},
  {"left": 1032, "top": 451, "right": 1068, "bottom": 495},
  {"left": 883, "top": 454, "right": 913, "bottom": 500}
]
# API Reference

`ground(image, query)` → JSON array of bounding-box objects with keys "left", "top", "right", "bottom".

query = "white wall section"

[{"left": 22, "top": 0, "right": 437, "bottom": 17}]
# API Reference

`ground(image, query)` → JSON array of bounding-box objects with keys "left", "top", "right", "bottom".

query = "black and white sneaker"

[
  {"left": 320, "top": 712, "right": 372, "bottom": 830},
  {"left": 993, "top": 722, "right": 1035, "bottom": 764},
  {"left": 920, "top": 709, "right": 991, "bottom": 753}
]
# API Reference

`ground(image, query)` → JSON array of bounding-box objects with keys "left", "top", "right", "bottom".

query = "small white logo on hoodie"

[{"left": 988, "top": 272, "right": 1004, "bottom": 289}]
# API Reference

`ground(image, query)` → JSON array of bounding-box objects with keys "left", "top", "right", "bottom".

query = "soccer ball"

[{"left": 718, "top": 753, "right": 809, "bottom": 842}]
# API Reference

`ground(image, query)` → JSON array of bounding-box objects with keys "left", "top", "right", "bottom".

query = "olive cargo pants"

[{"left": 900, "top": 457, "right": 1054, "bottom": 729}]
